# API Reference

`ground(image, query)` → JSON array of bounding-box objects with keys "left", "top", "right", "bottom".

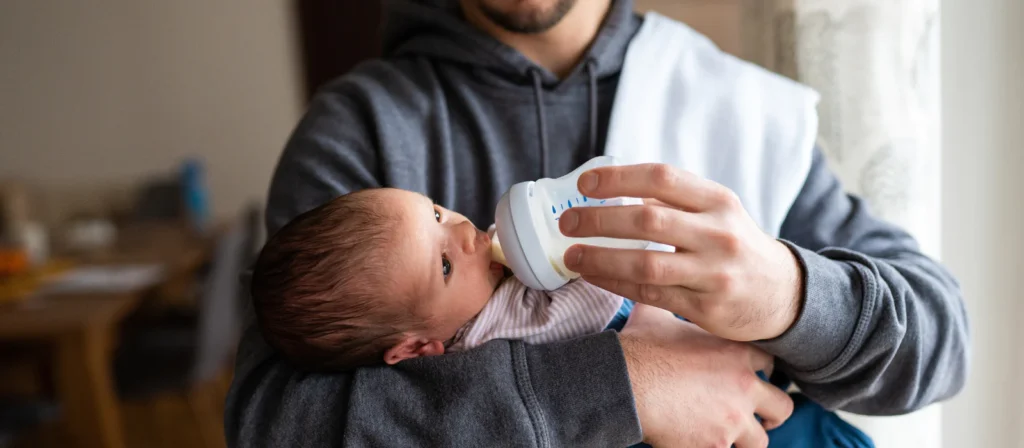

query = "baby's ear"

[{"left": 383, "top": 337, "right": 446, "bottom": 365}]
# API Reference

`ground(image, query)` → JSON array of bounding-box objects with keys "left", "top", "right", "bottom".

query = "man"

[{"left": 226, "top": 0, "right": 969, "bottom": 446}]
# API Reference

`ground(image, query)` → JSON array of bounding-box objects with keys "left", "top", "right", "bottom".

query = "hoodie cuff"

[{"left": 754, "top": 241, "right": 876, "bottom": 378}]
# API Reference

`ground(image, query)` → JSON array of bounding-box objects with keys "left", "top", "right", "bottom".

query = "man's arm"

[
  {"left": 757, "top": 148, "right": 970, "bottom": 414},
  {"left": 225, "top": 80, "right": 642, "bottom": 447},
  {"left": 226, "top": 329, "right": 639, "bottom": 446}
]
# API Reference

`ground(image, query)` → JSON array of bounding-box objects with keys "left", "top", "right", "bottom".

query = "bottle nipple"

[{"left": 490, "top": 232, "right": 509, "bottom": 267}]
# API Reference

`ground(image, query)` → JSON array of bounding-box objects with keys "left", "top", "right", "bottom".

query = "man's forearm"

[{"left": 226, "top": 313, "right": 642, "bottom": 447}]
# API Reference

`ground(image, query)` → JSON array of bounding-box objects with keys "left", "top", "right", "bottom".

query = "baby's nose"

[{"left": 459, "top": 221, "right": 486, "bottom": 254}]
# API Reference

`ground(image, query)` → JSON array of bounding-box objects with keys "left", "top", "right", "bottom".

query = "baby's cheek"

[{"left": 471, "top": 287, "right": 493, "bottom": 314}]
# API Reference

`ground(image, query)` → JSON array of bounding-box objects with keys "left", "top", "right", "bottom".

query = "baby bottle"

[{"left": 492, "top": 155, "right": 663, "bottom": 291}]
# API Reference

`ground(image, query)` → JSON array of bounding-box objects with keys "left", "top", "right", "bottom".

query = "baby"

[
  {"left": 251, "top": 188, "right": 873, "bottom": 448},
  {"left": 251, "top": 188, "right": 625, "bottom": 371}
]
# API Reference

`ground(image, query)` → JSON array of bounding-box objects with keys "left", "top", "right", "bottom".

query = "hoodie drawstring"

[
  {"left": 530, "top": 59, "right": 599, "bottom": 179},
  {"left": 529, "top": 69, "right": 550, "bottom": 178},
  {"left": 585, "top": 60, "right": 598, "bottom": 159}
]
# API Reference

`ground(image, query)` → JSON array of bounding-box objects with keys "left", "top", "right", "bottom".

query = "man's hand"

[
  {"left": 621, "top": 304, "right": 792, "bottom": 447},
  {"left": 559, "top": 163, "right": 804, "bottom": 341}
]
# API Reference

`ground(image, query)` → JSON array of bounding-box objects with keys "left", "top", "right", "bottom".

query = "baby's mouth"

[{"left": 489, "top": 262, "right": 508, "bottom": 280}]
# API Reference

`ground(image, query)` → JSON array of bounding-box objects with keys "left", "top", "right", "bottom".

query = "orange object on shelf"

[
  {"left": 0, "top": 248, "right": 29, "bottom": 277},
  {"left": 0, "top": 257, "right": 75, "bottom": 305}
]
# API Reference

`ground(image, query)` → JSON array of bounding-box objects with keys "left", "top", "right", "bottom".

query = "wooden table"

[
  {"left": 0, "top": 224, "right": 216, "bottom": 448},
  {"left": 0, "top": 292, "right": 139, "bottom": 448}
]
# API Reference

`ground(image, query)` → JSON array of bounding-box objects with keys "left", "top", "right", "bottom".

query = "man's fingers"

[
  {"left": 565, "top": 245, "right": 705, "bottom": 287},
  {"left": 763, "top": 358, "right": 775, "bottom": 378},
  {"left": 643, "top": 198, "right": 673, "bottom": 208},
  {"left": 748, "top": 346, "right": 775, "bottom": 373},
  {"left": 558, "top": 204, "right": 707, "bottom": 250},
  {"left": 582, "top": 275, "right": 699, "bottom": 317},
  {"left": 579, "top": 164, "right": 731, "bottom": 212},
  {"left": 734, "top": 417, "right": 770, "bottom": 448},
  {"left": 753, "top": 382, "right": 794, "bottom": 431}
]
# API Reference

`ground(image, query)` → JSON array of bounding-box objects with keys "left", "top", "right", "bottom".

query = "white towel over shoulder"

[
  {"left": 448, "top": 278, "right": 623, "bottom": 352},
  {"left": 604, "top": 12, "right": 820, "bottom": 237}
]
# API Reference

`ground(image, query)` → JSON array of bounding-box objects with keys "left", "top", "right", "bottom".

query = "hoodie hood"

[
  {"left": 381, "top": 0, "right": 641, "bottom": 178},
  {"left": 383, "top": 0, "right": 638, "bottom": 85}
]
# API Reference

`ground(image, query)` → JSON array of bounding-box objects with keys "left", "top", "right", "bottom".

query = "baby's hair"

[{"left": 252, "top": 189, "right": 421, "bottom": 371}]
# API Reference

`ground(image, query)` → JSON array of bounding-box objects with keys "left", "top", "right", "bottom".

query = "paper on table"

[{"left": 42, "top": 265, "right": 166, "bottom": 294}]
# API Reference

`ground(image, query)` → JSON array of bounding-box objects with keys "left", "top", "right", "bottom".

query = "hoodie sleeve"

[
  {"left": 227, "top": 331, "right": 640, "bottom": 447},
  {"left": 755, "top": 148, "right": 970, "bottom": 415},
  {"left": 225, "top": 77, "right": 643, "bottom": 448}
]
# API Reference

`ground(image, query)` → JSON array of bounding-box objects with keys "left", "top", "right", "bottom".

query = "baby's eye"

[
  {"left": 442, "top": 255, "right": 452, "bottom": 279},
  {"left": 435, "top": 209, "right": 442, "bottom": 223}
]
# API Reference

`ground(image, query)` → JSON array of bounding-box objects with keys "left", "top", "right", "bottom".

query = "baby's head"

[{"left": 252, "top": 188, "right": 505, "bottom": 371}]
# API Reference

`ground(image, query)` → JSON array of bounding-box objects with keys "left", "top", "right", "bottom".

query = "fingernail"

[
  {"left": 579, "top": 172, "right": 599, "bottom": 194},
  {"left": 560, "top": 210, "right": 579, "bottom": 233},
  {"left": 564, "top": 246, "right": 582, "bottom": 268}
]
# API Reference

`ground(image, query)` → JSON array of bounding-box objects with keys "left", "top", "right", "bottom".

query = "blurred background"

[{"left": 0, "top": 0, "right": 1019, "bottom": 447}]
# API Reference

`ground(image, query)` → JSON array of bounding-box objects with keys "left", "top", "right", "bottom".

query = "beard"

[{"left": 476, "top": 0, "right": 578, "bottom": 34}]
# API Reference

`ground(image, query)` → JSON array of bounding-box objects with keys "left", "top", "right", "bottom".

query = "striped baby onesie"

[{"left": 447, "top": 277, "right": 624, "bottom": 352}]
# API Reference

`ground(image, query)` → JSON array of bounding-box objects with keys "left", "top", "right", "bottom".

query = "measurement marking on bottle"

[{"left": 551, "top": 206, "right": 556, "bottom": 214}]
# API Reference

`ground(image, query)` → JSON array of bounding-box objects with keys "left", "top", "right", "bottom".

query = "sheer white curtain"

[
  {"left": 773, "top": 0, "right": 943, "bottom": 447},
  {"left": 631, "top": 0, "right": 945, "bottom": 444}
]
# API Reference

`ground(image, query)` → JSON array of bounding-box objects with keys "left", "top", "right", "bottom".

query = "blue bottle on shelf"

[{"left": 181, "top": 158, "right": 210, "bottom": 234}]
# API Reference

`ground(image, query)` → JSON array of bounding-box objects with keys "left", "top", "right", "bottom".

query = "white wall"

[
  {"left": 0, "top": 0, "right": 305, "bottom": 220},
  {"left": 941, "top": 0, "right": 1024, "bottom": 446}
]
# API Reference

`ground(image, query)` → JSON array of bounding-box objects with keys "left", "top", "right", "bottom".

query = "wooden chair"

[{"left": 113, "top": 214, "right": 249, "bottom": 448}]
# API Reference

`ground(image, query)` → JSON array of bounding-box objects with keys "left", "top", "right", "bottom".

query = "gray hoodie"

[{"left": 225, "top": 0, "right": 969, "bottom": 446}]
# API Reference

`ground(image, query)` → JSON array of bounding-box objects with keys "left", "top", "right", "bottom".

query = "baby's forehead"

[
  {"left": 381, "top": 236, "right": 436, "bottom": 311},
  {"left": 350, "top": 190, "right": 440, "bottom": 313},
  {"left": 367, "top": 189, "right": 431, "bottom": 211},
  {"left": 384, "top": 199, "right": 436, "bottom": 267}
]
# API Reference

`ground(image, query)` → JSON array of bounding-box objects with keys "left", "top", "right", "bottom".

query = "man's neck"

[{"left": 462, "top": 0, "right": 613, "bottom": 78}]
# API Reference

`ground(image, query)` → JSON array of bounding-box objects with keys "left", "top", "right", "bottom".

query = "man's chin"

[{"left": 477, "top": 0, "right": 577, "bottom": 34}]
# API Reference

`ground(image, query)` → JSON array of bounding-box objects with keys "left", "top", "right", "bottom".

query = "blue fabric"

[
  {"left": 767, "top": 394, "right": 874, "bottom": 448},
  {"left": 608, "top": 300, "right": 874, "bottom": 448},
  {"left": 605, "top": 299, "right": 634, "bottom": 332}
]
